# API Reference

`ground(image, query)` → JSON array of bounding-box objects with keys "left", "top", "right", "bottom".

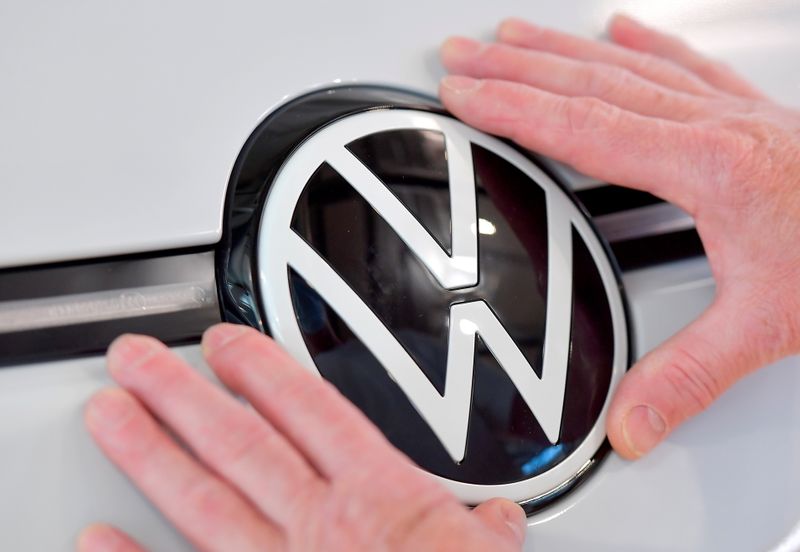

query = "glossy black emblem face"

[{"left": 219, "top": 86, "right": 629, "bottom": 513}]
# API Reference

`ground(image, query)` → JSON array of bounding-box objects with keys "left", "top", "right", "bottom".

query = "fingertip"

[
  {"left": 107, "top": 334, "right": 163, "bottom": 377},
  {"left": 608, "top": 406, "right": 664, "bottom": 460},
  {"left": 607, "top": 432, "right": 640, "bottom": 461},
  {"left": 608, "top": 13, "right": 645, "bottom": 43},
  {"left": 473, "top": 498, "right": 527, "bottom": 546},
  {"left": 440, "top": 36, "right": 485, "bottom": 69},
  {"left": 440, "top": 35, "right": 460, "bottom": 58},
  {"left": 84, "top": 388, "right": 136, "bottom": 436},
  {"left": 606, "top": 371, "right": 669, "bottom": 459},
  {"left": 78, "top": 523, "right": 142, "bottom": 552},
  {"left": 201, "top": 323, "right": 250, "bottom": 357},
  {"left": 610, "top": 13, "right": 662, "bottom": 51},
  {"left": 606, "top": 385, "right": 634, "bottom": 458},
  {"left": 438, "top": 75, "right": 484, "bottom": 123},
  {"left": 77, "top": 524, "right": 113, "bottom": 552},
  {"left": 497, "top": 17, "right": 535, "bottom": 42},
  {"left": 627, "top": 405, "right": 668, "bottom": 458},
  {"left": 500, "top": 500, "right": 527, "bottom": 545},
  {"left": 202, "top": 323, "right": 289, "bottom": 379},
  {"left": 439, "top": 75, "right": 482, "bottom": 99},
  {"left": 609, "top": 12, "right": 638, "bottom": 29}
]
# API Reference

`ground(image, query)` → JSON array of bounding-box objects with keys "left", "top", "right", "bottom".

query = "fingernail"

[
  {"left": 501, "top": 501, "right": 527, "bottom": 545},
  {"left": 622, "top": 405, "right": 667, "bottom": 457},
  {"left": 107, "top": 334, "right": 159, "bottom": 376},
  {"left": 85, "top": 389, "right": 134, "bottom": 434},
  {"left": 440, "top": 75, "right": 481, "bottom": 95},
  {"left": 441, "top": 36, "right": 486, "bottom": 60},
  {"left": 202, "top": 323, "right": 249, "bottom": 355},
  {"left": 498, "top": 18, "right": 537, "bottom": 41}
]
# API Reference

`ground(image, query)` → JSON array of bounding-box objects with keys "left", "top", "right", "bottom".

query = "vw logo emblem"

[{"left": 220, "top": 86, "right": 629, "bottom": 513}]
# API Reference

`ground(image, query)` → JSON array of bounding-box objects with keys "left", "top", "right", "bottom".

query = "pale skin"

[{"left": 79, "top": 15, "right": 800, "bottom": 552}]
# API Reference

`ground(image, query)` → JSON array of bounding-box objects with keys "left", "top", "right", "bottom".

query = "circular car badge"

[{"left": 218, "top": 85, "right": 629, "bottom": 513}]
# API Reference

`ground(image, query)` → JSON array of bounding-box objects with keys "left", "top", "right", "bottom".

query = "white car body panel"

[
  {"left": 2, "top": 0, "right": 800, "bottom": 268},
  {"left": 1, "top": 1, "right": 799, "bottom": 550},
  {"left": 1, "top": 259, "right": 798, "bottom": 551}
]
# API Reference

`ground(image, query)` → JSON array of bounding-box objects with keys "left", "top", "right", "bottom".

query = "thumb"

[
  {"left": 607, "top": 290, "right": 780, "bottom": 459},
  {"left": 471, "top": 498, "right": 527, "bottom": 547}
]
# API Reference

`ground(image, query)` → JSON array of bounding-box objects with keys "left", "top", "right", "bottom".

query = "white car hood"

[{"left": 1, "top": 0, "right": 800, "bottom": 268}]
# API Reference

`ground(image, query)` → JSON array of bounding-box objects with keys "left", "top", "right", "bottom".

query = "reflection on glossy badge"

[{"left": 219, "top": 86, "right": 630, "bottom": 514}]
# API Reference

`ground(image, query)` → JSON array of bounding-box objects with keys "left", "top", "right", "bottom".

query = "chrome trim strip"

[
  {"left": 0, "top": 280, "right": 216, "bottom": 334},
  {"left": 0, "top": 250, "right": 219, "bottom": 339}
]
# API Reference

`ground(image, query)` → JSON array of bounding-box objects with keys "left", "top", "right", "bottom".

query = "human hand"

[
  {"left": 439, "top": 15, "right": 800, "bottom": 459},
  {"left": 78, "top": 325, "right": 526, "bottom": 551}
]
